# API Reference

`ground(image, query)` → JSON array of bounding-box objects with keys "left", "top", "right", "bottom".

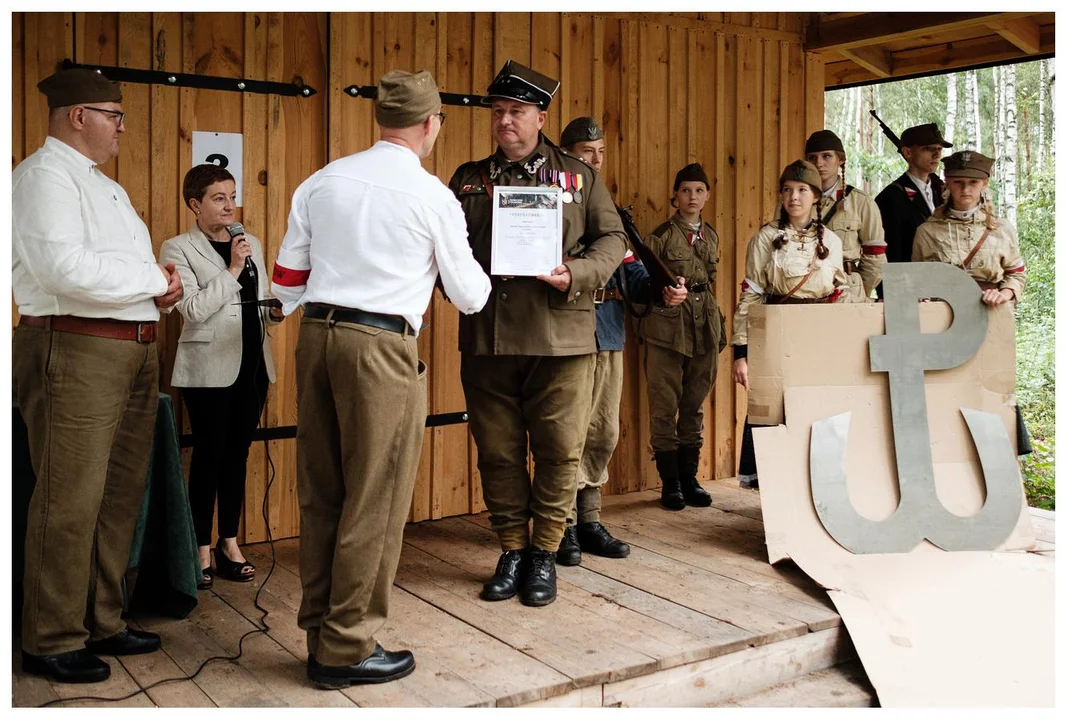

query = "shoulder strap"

[
  {"left": 962, "top": 228, "right": 993, "bottom": 269},
  {"left": 478, "top": 166, "right": 494, "bottom": 199},
  {"left": 820, "top": 185, "right": 854, "bottom": 226},
  {"left": 781, "top": 271, "right": 813, "bottom": 302}
]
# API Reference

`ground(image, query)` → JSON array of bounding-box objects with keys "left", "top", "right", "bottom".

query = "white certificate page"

[{"left": 490, "top": 186, "right": 563, "bottom": 276}]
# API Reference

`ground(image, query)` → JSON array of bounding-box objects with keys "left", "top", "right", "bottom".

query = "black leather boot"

[
  {"left": 678, "top": 444, "right": 712, "bottom": 507},
  {"left": 481, "top": 549, "right": 527, "bottom": 601},
  {"left": 520, "top": 548, "right": 557, "bottom": 607},
  {"left": 577, "top": 522, "right": 630, "bottom": 558},
  {"left": 654, "top": 450, "right": 685, "bottom": 510},
  {"left": 556, "top": 525, "right": 581, "bottom": 566}
]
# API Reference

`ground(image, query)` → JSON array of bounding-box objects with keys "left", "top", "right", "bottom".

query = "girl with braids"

[
  {"left": 730, "top": 160, "right": 848, "bottom": 489},
  {"left": 911, "top": 150, "right": 1026, "bottom": 307},
  {"left": 637, "top": 163, "right": 726, "bottom": 511},
  {"left": 804, "top": 130, "right": 886, "bottom": 301}
]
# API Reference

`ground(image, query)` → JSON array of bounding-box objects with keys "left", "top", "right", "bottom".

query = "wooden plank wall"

[{"left": 12, "top": 11, "right": 824, "bottom": 540}]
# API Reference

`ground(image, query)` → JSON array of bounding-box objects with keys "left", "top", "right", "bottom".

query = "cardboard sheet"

[{"left": 748, "top": 302, "right": 1053, "bottom": 707}]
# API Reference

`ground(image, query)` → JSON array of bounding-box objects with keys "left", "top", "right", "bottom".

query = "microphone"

[{"left": 226, "top": 222, "right": 255, "bottom": 277}]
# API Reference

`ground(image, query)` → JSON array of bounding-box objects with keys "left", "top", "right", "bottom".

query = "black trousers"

[{"left": 182, "top": 357, "right": 268, "bottom": 548}]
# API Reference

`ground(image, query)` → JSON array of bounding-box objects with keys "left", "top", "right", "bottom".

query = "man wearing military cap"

[
  {"left": 450, "top": 64, "right": 628, "bottom": 605},
  {"left": 13, "top": 67, "right": 183, "bottom": 683},
  {"left": 555, "top": 117, "right": 688, "bottom": 566},
  {"left": 273, "top": 69, "right": 490, "bottom": 687},
  {"left": 875, "top": 122, "right": 953, "bottom": 271}
]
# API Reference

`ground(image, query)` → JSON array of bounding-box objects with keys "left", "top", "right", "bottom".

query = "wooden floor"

[{"left": 19, "top": 480, "right": 1049, "bottom": 707}]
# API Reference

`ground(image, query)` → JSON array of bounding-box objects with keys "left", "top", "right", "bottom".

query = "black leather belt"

[
  {"left": 304, "top": 303, "right": 415, "bottom": 336},
  {"left": 688, "top": 282, "right": 710, "bottom": 293}
]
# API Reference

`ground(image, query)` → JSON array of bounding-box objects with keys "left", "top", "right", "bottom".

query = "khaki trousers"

[
  {"left": 461, "top": 353, "right": 595, "bottom": 552},
  {"left": 644, "top": 343, "right": 718, "bottom": 453},
  {"left": 568, "top": 350, "right": 623, "bottom": 524},
  {"left": 13, "top": 325, "right": 158, "bottom": 655},
  {"left": 295, "top": 316, "right": 427, "bottom": 666}
]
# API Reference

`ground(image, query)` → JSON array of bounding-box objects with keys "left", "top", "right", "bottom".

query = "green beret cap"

[
  {"left": 38, "top": 68, "right": 122, "bottom": 109},
  {"left": 805, "top": 129, "right": 845, "bottom": 156},
  {"left": 900, "top": 123, "right": 953, "bottom": 148},
  {"left": 674, "top": 162, "right": 710, "bottom": 191}
]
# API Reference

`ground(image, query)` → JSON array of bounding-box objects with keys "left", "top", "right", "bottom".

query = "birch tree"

[
  {"left": 1003, "top": 64, "right": 1018, "bottom": 227},
  {"left": 963, "top": 70, "right": 978, "bottom": 151},
  {"left": 1038, "top": 59, "right": 1047, "bottom": 171},
  {"left": 969, "top": 70, "right": 982, "bottom": 153},
  {"left": 994, "top": 65, "right": 1005, "bottom": 213},
  {"left": 945, "top": 72, "right": 958, "bottom": 145}
]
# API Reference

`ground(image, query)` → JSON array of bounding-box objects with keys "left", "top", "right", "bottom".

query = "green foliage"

[{"left": 826, "top": 62, "right": 1056, "bottom": 509}]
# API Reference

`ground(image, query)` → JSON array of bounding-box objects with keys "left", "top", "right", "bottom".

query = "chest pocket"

[{"left": 773, "top": 241, "right": 817, "bottom": 278}]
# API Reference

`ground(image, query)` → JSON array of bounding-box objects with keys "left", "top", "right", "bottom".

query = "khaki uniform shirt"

[
  {"left": 911, "top": 205, "right": 1026, "bottom": 303},
  {"left": 448, "top": 135, "right": 627, "bottom": 356},
  {"left": 636, "top": 214, "right": 725, "bottom": 357},
  {"left": 817, "top": 182, "right": 887, "bottom": 298},
  {"left": 731, "top": 222, "right": 849, "bottom": 347}
]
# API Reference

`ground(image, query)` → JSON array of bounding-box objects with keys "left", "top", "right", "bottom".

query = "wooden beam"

[
  {"left": 588, "top": 12, "right": 802, "bottom": 43},
  {"left": 839, "top": 46, "right": 891, "bottom": 78},
  {"left": 806, "top": 12, "right": 1031, "bottom": 53},
  {"left": 988, "top": 17, "right": 1041, "bottom": 55}
]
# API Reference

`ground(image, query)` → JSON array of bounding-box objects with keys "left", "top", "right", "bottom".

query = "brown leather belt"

[
  {"left": 765, "top": 294, "right": 834, "bottom": 305},
  {"left": 592, "top": 287, "right": 623, "bottom": 304},
  {"left": 843, "top": 259, "right": 861, "bottom": 275},
  {"left": 19, "top": 315, "right": 158, "bottom": 343},
  {"left": 977, "top": 280, "right": 998, "bottom": 292}
]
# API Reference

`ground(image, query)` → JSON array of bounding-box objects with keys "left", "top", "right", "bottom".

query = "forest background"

[{"left": 824, "top": 58, "right": 1056, "bottom": 509}]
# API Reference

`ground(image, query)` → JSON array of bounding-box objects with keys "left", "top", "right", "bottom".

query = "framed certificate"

[{"left": 490, "top": 186, "right": 563, "bottom": 276}]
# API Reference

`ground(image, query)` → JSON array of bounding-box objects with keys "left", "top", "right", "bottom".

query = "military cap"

[
  {"left": 560, "top": 116, "right": 604, "bottom": 148},
  {"left": 942, "top": 150, "right": 994, "bottom": 179},
  {"left": 805, "top": 129, "right": 845, "bottom": 156},
  {"left": 900, "top": 123, "right": 953, "bottom": 148},
  {"left": 779, "top": 159, "right": 821, "bottom": 192},
  {"left": 674, "top": 162, "right": 710, "bottom": 191},
  {"left": 375, "top": 69, "right": 442, "bottom": 129},
  {"left": 484, "top": 60, "right": 559, "bottom": 110},
  {"left": 37, "top": 68, "right": 122, "bottom": 109}
]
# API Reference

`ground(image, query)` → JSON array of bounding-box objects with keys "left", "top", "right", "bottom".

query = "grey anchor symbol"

[{"left": 810, "top": 263, "right": 1022, "bottom": 554}]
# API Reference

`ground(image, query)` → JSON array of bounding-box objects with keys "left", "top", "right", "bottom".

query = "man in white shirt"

[
  {"left": 875, "top": 123, "right": 953, "bottom": 269},
  {"left": 271, "top": 69, "right": 490, "bottom": 689},
  {"left": 12, "top": 68, "right": 182, "bottom": 684}
]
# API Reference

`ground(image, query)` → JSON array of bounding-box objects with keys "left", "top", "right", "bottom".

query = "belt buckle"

[
  {"left": 136, "top": 322, "right": 153, "bottom": 344},
  {"left": 593, "top": 287, "right": 606, "bottom": 304}
]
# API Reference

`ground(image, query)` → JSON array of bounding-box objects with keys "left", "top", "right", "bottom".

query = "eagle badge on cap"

[{"left": 794, "top": 166, "right": 808, "bottom": 181}]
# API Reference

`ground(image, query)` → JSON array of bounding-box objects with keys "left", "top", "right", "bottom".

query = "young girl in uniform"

[
  {"left": 731, "top": 160, "right": 849, "bottom": 489},
  {"left": 638, "top": 163, "right": 726, "bottom": 510}
]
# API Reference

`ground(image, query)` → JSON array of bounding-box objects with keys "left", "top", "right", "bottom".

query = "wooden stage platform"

[{"left": 20, "top": 479, "right": 1052, "bottom": 707}]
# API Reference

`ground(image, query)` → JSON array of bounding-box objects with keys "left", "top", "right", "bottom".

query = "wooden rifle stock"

[{"left": 615, "top": 204, "right": 680, "bottom": 291}]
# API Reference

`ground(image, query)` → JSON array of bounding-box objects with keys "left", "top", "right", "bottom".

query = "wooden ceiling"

[{"left": 807, "top": 12, "right": 1055, "bottom": 88}]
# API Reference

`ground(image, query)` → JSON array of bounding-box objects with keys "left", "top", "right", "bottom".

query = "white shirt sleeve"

[
  {"left": 13, "top": 167, "right": 167, "bottom": 305},
  {"left": 271, "top": 177, "right": 314, "bottom": 315},
  {"left": 429, "top": 196, "right": 491, "bottom": 315}
]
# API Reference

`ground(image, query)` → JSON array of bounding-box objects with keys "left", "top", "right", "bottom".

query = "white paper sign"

[
  {"left": 490, "top": 186, "right": 563, "bottom": 276},
  {"left": 191, "top": 131, "right": 244, "bottom": 207}
]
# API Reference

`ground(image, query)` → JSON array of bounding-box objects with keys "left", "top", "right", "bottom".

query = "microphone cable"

[{"left": 38, "top": 250, "right": 283, "bottom": 707}]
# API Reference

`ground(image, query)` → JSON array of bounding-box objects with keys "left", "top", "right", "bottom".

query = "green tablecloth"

[{"left": 12, "top": 393, "right": 201, "bottom": 623}]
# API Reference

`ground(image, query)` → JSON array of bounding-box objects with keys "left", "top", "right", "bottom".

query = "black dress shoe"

[
  {"left": 307, "top": 644, "right": 415, "bottom": 689},
  {"left": 481, "top": 549, "right": 527, "bottom": 601},
  {"left": 556, "top": 525, "right": 582, "bottom": 566},
  {"left": 86, "top": 627, "right": 162, "bottom": 656},
  {"left": 520, "top": 548, "right": 557, "bottom": 607},
  {"left": 577, "top": 522, "right": 631, "bottom": 558},
  {"left": 21, "top": 649, "right": 111, "bottom": 684}
]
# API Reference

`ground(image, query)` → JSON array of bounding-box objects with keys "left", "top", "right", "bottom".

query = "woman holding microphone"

[{"left": 160, "top": 164, "right": 283, "bottom": 589}]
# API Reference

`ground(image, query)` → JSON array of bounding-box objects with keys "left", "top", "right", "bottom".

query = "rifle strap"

[
  {"left": 962, "top": 228, "right": 993, "bottom": 269},
  {"left": 820, "top": 185, "right": 853, "bottom": 226},
  {"left": 479, "top": 167, "right": 493, "bottom": 198}
]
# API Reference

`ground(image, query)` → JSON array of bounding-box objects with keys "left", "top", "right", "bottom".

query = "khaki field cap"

[
  {"left": 805, "top": 129, "right": 845, "bottom": 156},
  {"left": 942, "top": 150, "right": 994, "bottom": 179},
  {"left": 375, "top": 69, "right": 442, "bottom": 129},
  {"left": 38, "top": 67, "right": 122, "bottom": 109},
  {"left": 900, "top": 122, "right": 953, "bottom": 148},
  {"left": 779, "top": 159, "right": 821, "bottom": 192},
  {"left": 560, "top": 116, "right": 604, "bottom": 147}
]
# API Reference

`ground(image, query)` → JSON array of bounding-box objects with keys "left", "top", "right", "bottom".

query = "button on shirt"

[
  {"left": 272, "top": 141, "right": 491, "bottom": 334},
  {"left": 12, "top": 136, "right": 167, "bottom": 320}
]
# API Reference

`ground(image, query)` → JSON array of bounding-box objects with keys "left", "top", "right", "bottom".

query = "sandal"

[
  {"left": 214, "top": 541, "right": 256, "bottom": 583},
  {"left": 197, "top": 566, "right": 214, "bottom": 591}
]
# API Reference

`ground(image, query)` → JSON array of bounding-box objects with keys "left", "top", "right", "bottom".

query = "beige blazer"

[{"left": 160, "top": 223, "right": 278, "bottom": 388}]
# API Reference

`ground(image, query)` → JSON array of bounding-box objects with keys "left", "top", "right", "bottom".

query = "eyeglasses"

[
  {"left": 82, "top": 106, "right": 126, "bottom": 126},
  {"left": 435, "top": 111, "right": 447, "bottom": 126}
]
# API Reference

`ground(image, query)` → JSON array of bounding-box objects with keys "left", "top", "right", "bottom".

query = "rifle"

[
  {"left": 616, "top": 204, "right": 680, "bottom": 293},
  {"left": 869, "top": 109, "right": 902, "bottom": 155}
]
